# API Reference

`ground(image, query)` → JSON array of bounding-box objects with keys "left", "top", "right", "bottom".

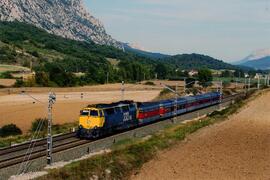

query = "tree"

[
  {"left": 0, "top": 124, "right": 22, "bottom": 137},
  {"left": 198, "top": 69, "right": 213, "bottom": 87},
  {"left": 31, "top": 118, "right": 48, "bottom": 133},
  {"left": 234, "top": 69, "right": 245, "bottom": 78},
  {"left": 155, "top": 63, "right": 168, "bottom": 79},
  {"left": 35, "top": 71, "right": 49, "bottom": 86},
  {"left": 185, "top": 78, "right": 196, "bottom": 88},
  {"left": 221, "top": 70, "right": 232, "bottom": 77}
]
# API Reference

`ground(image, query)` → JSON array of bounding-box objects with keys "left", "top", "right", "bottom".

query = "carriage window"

[
  {"left": 80, "top": 110, "right": 89, "bottom": 116},
  {"left": 90, "top": 110, "right": 98, "bottom": 117}
]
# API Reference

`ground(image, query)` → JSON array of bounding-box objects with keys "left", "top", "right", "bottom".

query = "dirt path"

[{"left": 132, "top": 91, "right": 270, "bottom": 180}]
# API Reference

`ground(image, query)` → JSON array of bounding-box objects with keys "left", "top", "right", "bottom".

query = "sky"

[{"left": 85, "top": 0, "right": 270, "bottom": 62}]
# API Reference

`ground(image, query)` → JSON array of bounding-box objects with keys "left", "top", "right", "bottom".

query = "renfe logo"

[{"left": 123, "top": 112, "right": 132, "bottom": 122}]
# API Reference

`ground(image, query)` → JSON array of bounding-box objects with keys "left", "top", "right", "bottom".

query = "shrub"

[
  {"left": 0, "top": 124, "right": 22, "bottom": 137},
  {"left": 31, "top": 118, "right": 48, "bottom": 132},
  {"left": 144, "top": 81, "right": 155, "bottom": 86},
  {"left": 14, "top": 79, "right": 24, "bottom": 87},
  {"left": 0, "top": 71, "right": 13, "bottom": 79},
  {"left": 159, "top": 88, "right": 171, "bottom": 96}
]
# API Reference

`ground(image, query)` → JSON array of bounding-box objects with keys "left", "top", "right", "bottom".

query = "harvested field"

[
  {"left": 0, "top": 83, "right": 163, "bottom": 133},
  {"left": 0, "top": 64, "right": 30, "bottom": 73},
  {"left": 0, "top": 79, "right": 16, "bottom": 87},
  {"left": 132, "top": 90, "right": 270, "bottom": 180},
  {"left": 0, "top": 83, "right": 162, "bottom": 96}
]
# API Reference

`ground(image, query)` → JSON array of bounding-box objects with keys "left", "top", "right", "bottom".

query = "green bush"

[
  {"left": 0, "top": 124, "right": 22, "bottom": 137},
  {"left": 31, "top": 118, "right": 48, "bottom": 133},
  {"left": 14, "top": 79, "right": 25, "bottom": 87},
  {"left": 0, "top": 71, "right": 13, "bottom": 79},
  {"left": 159, "top": 88, "right": 171, "bottom": 96},
  {"left": 144, "top": 81, "right": 155, "bottom": 86}
]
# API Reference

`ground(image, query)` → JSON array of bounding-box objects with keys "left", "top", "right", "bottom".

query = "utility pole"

[
  {"left": 106, "top": 72, "right": 109, "bottom": 84},
  {"left": 244, "top": 77, "right": 247, "bottom": 92},
  {"left": 160, "top": 83, "right": 180, "bottom": 123},
  {"left": 184, "top": 78, "right": 186, "bottom": 96},
  {"left": 257, "top": 76, "right": 260, "bottom": 89},
  {"left": 248, "top": 78, "right": 251, "bottom": 91},
  {"left": 219, "top": 81, "right": 223, "bottom": 104},
  {"left": 121, "top": 81, "right": 125, "bottom": 101},
  {"left": 47, "top": 92, "right": 56, "bottom": 166},
  {"left": 174, "top": 83, "right": 178, "bottom": 123}
]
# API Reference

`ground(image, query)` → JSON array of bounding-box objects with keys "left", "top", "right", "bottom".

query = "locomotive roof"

[{"left": 88, "top": 100, "right": 134, "bottom": 109}]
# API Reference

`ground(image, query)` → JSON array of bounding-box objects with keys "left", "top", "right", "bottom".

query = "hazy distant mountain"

[
  {"left": 123, "top": 43, "right": 170, "bottom": 59},
  {"left": 241, "top": 56, "right": 270, "bottom": 70},
  {"left": 0, "top": 0, "right": 121, "bottom": 48},
  {"left": 235, "top": 48, "right": 270, "bottom": 65}
]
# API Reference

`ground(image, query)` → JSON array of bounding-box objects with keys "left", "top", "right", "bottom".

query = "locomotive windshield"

[
  {"left": 80, "top": 110, "right": 89, "bottom": 116},
  {"left": 90, "top": 110, "right": 99, "bottom": 117}
]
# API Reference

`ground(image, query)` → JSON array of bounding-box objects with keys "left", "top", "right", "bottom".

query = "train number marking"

[{"left": 123, "top": 112, "right": 132, "bottom": 122}]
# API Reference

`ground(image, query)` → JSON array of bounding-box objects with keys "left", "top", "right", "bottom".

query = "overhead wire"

[{"left": 16, "top": 92, "right": 48, "bottom": 175}]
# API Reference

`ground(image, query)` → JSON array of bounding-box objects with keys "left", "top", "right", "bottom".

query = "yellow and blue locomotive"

[
  {"left": 77, "top": 92, "right": 221, "bottom": 139},
  {"left": 77, "top": 101, "right": 138, "bottom": 138}
]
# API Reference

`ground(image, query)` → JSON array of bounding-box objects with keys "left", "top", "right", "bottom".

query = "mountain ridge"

[
  {"left": 0, "top": 0, "right": 121, "bottom": 48},
  {"left": 234, "top": 48, "right": 270, "bottom": 65},
  {"left": 241, "top": 56, "right": 270, "bottom": 70}
]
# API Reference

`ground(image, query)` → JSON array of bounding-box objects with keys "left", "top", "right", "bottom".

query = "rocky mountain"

[
  {"left": 235, "top": 48, "right": 270, "bottom": 65},
  {"left": 0, "top": 0, "right": 121, "bottom": 47}
]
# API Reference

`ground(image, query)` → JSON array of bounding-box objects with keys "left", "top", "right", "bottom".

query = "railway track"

[{"left": 0, "top": 92, "right": 246, "bottom": 170}]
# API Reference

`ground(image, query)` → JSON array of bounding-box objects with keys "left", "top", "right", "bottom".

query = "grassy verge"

[
  {"left": 37, "top": 90, "right": 260, "bottom": 180},
  {"left": 0, "top": 122, "right": 77, "bottom": 148}
]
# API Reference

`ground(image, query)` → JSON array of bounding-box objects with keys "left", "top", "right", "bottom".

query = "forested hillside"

[
  {"left": 163, "top": 54, "right": 235, "bottom": 70},
  {"left": 0, "top": 21, "right": 239, "bottom": 87}
]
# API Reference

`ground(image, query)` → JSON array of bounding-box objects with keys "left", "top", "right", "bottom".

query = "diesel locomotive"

[{"left": 77, "top": 92, "right": 221, "bottom": 139}]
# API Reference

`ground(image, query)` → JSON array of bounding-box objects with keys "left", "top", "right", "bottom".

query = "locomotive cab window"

[
  {"left": 80, "top": 110, "right": 89, "bottom": 116},
  {"left": 90, "top": 110, "right": 99, "bottom": 117},
  {"left": 99, "top": 110, "right": 104, "bottom": 117}
]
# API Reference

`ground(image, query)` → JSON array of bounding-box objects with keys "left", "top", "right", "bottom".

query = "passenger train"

[{"left": 77, "top": 92, "right": 221, "bottom": 139}]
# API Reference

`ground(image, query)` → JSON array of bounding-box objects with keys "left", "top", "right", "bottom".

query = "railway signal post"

[
  {"left": 121, "top": 81, "right": 125, "bottom": 101},
  {"left": 47, "top": 92, "right": 56, "bottom": 165}
]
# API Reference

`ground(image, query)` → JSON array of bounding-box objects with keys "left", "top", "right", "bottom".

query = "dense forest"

[
  {"left": 163, "top": 54, "right": 235, "bottom": 70},
  {"left": 0, "top": 21, "right": 241, "bottom": 87}
]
